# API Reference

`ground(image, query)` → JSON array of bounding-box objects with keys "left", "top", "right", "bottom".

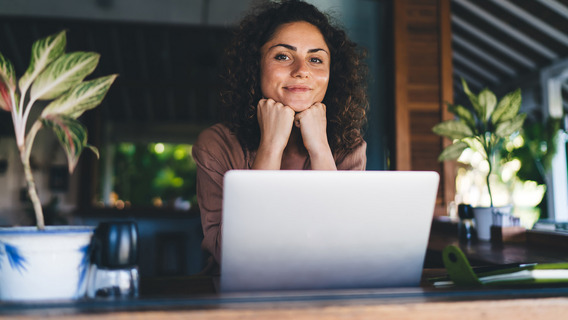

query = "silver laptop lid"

[{"left": 220, "top": 170, "right": 439, "bottom": 292}]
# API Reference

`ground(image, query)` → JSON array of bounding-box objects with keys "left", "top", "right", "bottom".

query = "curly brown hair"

[{"left": 220, "top": 0, "right": 368, "bottom": 155}]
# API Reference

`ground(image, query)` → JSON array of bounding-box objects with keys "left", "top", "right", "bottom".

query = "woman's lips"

[{"left": 284, "top": 85, "right": 311, "bottom": 93}]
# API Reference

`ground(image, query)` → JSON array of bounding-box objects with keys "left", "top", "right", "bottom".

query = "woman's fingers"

[
  {"left": 257, "top": 98, "right": 295, "bottom": 151},
  {"left": 294, "top": 102, "right": 329, "bottom": 153},
  {"left": 294, "top": 102, "right": 326, "bottom": 128},
  {"left": 257, "top": 99, "right": 295, "bottom": 127},
  {"left": 294, "top": 102, "right": 335, "bottom": 169}
]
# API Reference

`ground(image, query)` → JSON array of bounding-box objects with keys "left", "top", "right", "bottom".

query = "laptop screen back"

[{"left": 220, "top": 170, "right": 439, "bottom": 292}]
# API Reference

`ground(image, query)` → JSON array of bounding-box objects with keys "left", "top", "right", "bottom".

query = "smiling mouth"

[{"left": 284, "top": 86, "right": 311, "bottom": 93}]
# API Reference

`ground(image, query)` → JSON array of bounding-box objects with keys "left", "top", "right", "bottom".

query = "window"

[
  {"left": 96, "top": 142, "right": 197, "bottom": 211},
  {"left": 541, "top": 59, "right": 568, "bottom": 221}
]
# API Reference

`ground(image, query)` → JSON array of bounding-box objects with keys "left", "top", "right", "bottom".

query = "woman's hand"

[
  {"left": 294, "top": 102, "right": 336, "bottom": 170},
  {"left": 252, "top": 98, "right": 295, "bottom": 169}
]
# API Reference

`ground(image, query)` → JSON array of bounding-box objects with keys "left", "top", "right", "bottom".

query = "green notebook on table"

[{"left": 433, "top": 245, "right": 568, "bottom": 287}]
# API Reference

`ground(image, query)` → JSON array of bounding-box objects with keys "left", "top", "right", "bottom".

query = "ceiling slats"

[{"left": 452, "top": 0, "right": 568, "bottom": 102}]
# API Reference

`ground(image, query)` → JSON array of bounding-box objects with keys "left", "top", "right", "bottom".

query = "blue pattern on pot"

[
  {"left": 0, "top": 226, "right": 95, "bottom": 301},
  {"left": 0, "top": 240, "right": 28, "bottom": 273},
  {"left": 77, "top": 244, "right": 91, "bottom": 295},
  {"left": 0, "top": 240, "right": 90, "bottom": 287}
]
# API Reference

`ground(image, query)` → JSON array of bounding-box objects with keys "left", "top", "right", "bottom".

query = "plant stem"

[
  {"left": 486, "top": 155, "right": 494, "bottom": 208},
  {"left": 21, "top": 98, "right": 36, "bottom": 142},
  {"left": 22, "top": 154, "right": 44, "bottom": 230},
  {"left": 20, "top": 121, "right": 45, "bottom": 230},
  {"left": 482, "top": 133, "right": 494, "bottom": 208},
  {"left": 10, "top": 92, "right": 24, "bottom": 148}
]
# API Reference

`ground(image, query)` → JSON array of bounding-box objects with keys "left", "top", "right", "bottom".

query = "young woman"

[{"left": 192, "top": 0, "right": 368, "bottom": 271}]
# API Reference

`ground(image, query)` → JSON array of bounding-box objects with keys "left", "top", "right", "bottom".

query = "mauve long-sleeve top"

[{"left": 192, "top": 123, "right": 367, "bottom": 268}]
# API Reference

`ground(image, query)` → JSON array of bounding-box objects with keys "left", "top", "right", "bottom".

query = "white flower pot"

[
  {"left": 0, "top": 226, "right": 94, "bottom": 302},
  {"left": 472, "top": 206, "right": 512, "bottom": 241}
]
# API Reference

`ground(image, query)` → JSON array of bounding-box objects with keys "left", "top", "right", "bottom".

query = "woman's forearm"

[
  {"left": 308, "top": 144, "right": 337, "bottom": 170},
  {"left": 252, "top": 144, "right": 284, "bottom": 169}
]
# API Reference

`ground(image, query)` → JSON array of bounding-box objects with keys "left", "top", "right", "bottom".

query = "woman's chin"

[{"left": 286, "top": 102, "right": 312, "bottom": 113}]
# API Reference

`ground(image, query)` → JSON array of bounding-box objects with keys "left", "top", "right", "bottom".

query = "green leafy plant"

[
  {"left": 0, "top": 30, "right": 117, "bottom": 229},
  {"left": 507, "top": 113, "right": 561, "bottom": 185},
  {"left": 432, "top": 79, "right": 526, "bottom": 207}
]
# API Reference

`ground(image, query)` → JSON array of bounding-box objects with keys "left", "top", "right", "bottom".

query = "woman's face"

[{"left": 260, "top": 21, "right": 330, "bottom": 112}]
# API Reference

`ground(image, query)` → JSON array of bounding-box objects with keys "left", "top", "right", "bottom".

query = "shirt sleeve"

[
  {"left": 192, "top": 147, "right": 223, "bottom": 264},
  {"left": 192, "top": 125, "right": 245, "bottom": 264},
  {"left": 336, "top": 140, "right": 367, "bottom": 170}
]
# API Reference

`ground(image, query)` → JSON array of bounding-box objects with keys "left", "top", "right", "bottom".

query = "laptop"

[{"left": 220, "top": 170, "right": 439, "bottom": 292}]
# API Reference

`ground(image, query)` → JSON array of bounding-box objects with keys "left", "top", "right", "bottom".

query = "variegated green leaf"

[
  {"left": 492, "top": 89, "right": 521, "bottom": 125},
  {"left": 18, "top": 30, "right": 66, "bottom": 93},
  {"left": 461, "top": 137, "right": 483, "bottom": 153},
  {"left": 42, "top": 74, "right": 117, "bottom": 119},
  {"left": 0, "top": 80, "right": 12, "bottom": 112},
  {"left": 0, "top": 51, "right": 16, "bottom": 112},
  {"left": 461, "top": 78, "right": 484, "bottom": 123},
  {"left": 0, "top": 81, "right": 11, "bottom": 112},
  {"left": 87, "top": 145, "right": 100, "bottom": 159},
  {"left": 432, "top": 120, "right": 473, "bottom": 140},
  {"left": 30, "top": 52, "right": 99, "bottom": 101},
  {"left": 438, "top": 141, "right": 469, "bottom": 161},
  {"left": 478, "top": 89, "right": 496, "bottom": 121},
  {"left": 40, "top": 115, "right": 98, "bottom": 173},
  {"left": 447, "top": 103, "right": 476, "bottom": 132},
  {"left": 495, "top": 113, "right": 526, "bottom": 138}
]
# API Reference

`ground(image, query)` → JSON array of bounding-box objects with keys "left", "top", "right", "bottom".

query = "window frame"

[
  {"left": 540, "top": 58, "right": 568, "bottom": 221},
  {"left": 80, "top": 121, "right": 210, "bottom": 214}
]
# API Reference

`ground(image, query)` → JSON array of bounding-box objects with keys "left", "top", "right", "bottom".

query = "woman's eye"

[
  {"left": 310, "top": 57, "right": 323, "bottom": 64},
  {"left": 275, "top": 54, "right": 290, "bottom": 61}
]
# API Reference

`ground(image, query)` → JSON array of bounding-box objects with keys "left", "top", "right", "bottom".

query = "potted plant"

[
  {"left": 432, "top": 79, "right": 526, "bottom": 240},
  {"left": 0, "top": 30, "right": 116, "bottom": 301}
]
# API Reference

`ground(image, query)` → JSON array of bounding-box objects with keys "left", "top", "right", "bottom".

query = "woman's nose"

[{"left": 292, "top": 60, "right": 309, "bottom": 78}]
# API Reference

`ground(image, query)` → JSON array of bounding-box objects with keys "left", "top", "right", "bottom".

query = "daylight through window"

[{"left": 96, "top": 143, "right": 197, "bottom": 211}]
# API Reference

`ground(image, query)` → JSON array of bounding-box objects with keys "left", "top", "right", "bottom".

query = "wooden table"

[
  {"left": 427, "top": 217, "right": 568, "bottom": 266},
  {"left": 2, "top": 271, "right": 568, "bottom": 319},
  {"left": 4, "top": 219, "right": 568, "bottom": 319},
  {"left": 2, "top": 284, "right": 568, "bottom": 319}
]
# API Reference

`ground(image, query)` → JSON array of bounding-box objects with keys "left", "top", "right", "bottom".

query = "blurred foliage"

[
  {"left": 111, "top": 143, "right": 197, "bottom": 208},
  {"left": 503, "top": 111, "right": 562, "bottom": 218},
  {"left": 505, "top": 111, "right": 561, "bottom": 185}
]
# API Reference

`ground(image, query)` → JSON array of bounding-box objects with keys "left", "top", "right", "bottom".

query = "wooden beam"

[
  {"left": 439, "top": 0, "right": 456, "bottom": 216},
  {"left": 394, "top": 0, "right": 411, "bottom": 170}
]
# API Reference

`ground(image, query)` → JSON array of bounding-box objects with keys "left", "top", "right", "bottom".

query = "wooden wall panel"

[
  {"left": 394, "top": 0, "right": 455, "bottom": 216},
  {"left": 394, "top": 0, "right": 411, "bottom": 171}
]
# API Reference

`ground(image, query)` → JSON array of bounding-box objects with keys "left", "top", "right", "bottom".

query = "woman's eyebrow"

[
  {"left": 308, "top": 48, "right": 329, "bottom": 55},
  {"left": 268, "top": 43, "right": 329, "bottom": 55},
  {"left": 269, "top": 43, "right": 296, "bottom": 51}
]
